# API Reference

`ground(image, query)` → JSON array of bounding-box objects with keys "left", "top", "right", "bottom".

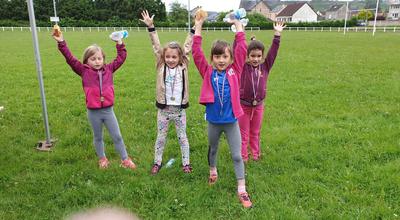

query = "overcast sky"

[{"left": 161, "top": 0, "right": 242, "bottom": 12}]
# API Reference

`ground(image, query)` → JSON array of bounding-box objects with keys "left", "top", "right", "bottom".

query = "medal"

[{"left": 252, "top": 100, "right": 257, "bottom": 106}]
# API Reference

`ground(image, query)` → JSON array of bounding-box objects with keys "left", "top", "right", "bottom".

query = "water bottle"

[
  {"left": 165, "top": 158, "right": 176, "bottom": 168},
  {"left": 223, "top": 8, "right": 247, "bottom": 23},
  {"left": 109, "top": 30, "right": 128, "bottom": 41}
]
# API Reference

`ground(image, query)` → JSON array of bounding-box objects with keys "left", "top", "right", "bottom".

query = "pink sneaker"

[
  {"left": 120, "top": 157, "right": 136, "bottom": 170},
  {"left": 98, "top": 157, "right": 109, "bottom": 169},
  {"left": 151, "top": 163, "right": 162, "bottom": 175},
  {"left": 238, "top": 192, "right": 253, "bottom": 208}
]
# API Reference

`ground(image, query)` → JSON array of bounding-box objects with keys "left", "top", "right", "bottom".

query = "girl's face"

[
  {"left": 212, "top": 48, "right": 231, "bottom": 72},
  {"left": 248, "top": 49, "right": 263, "bottom": 67},
  {"left": 164, "top": 48, "right": 180, "bottom": 69},
  {"left": 87, "top": 51, "right": 104, "bottom": 70}
]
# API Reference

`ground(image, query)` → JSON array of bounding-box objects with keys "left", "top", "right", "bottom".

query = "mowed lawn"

[{"left": 0, "top": 30, "right": 399, "bottom": 219}]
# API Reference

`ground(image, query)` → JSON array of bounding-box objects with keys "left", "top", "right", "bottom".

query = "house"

[
  {"left": 325, "top": 4, "right": 349, "bottom": 20},
  {"left": 387, "top": 1, "right": 400, "bottom": 20},
  {"left": 276, "top": 2, "right": 318, "bottom": 23},
  {"left": 239, "top": 0, "right": 272, "bottom": 19},
  {"left": 270, "top": 4, "right": 287, "bottom": 21},
  {"left": 190, "top": 6, "right": 219, "bottom": 22}
]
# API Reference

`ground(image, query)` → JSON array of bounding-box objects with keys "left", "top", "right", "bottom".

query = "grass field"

[{"left": 0, "top": 30, "right": 399, "bottom": 219}]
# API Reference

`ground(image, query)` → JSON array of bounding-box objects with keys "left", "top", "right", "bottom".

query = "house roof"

[
  {"left": 271, "top": 4, "right": 286, "bottom": 13},
  {"left": 239, "top": 0, "right": 271, "bottom": 11},
  {"left": 326, "top": 4, "right": 345, "bottom": 12},
  {"left": 240, "top": 0, "right": 258, "bottom": 10},
  {"left": 277, "top": 2, "right": 314, "bottom": 17}
]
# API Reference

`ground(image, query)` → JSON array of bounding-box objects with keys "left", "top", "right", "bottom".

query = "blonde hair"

[
  {"left": 157, "top": 41, "right": 187, "bottom": 69},
  {"left": 82, "top": 44, "right": 105, "bottom": 64}
]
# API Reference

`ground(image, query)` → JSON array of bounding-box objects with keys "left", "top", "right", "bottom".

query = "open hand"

[
  {"left": 140, "top": 10, "right": 155, "bottom": 27},
  {"left": 273, "top": 21, "right": 286, "bottom": 32}
]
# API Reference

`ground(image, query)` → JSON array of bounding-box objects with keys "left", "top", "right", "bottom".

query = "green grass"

[{"left": 0, "top": 30, "right": 399, "bottom": 219}]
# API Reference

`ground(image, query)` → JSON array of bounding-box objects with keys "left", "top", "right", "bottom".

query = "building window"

[{"left": 394, "top": 13, "right": 398, "bottom": 18}]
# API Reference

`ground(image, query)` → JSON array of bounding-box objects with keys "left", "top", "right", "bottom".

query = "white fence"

[
  {"left": 0, "top": 26, "right": 261, "bottom": 32},
  {"left": 286, "top": 26, "right": 398, "bottom": 33},
  {"left": 0, "top": 26, "right": 398, "bottom": 33}
]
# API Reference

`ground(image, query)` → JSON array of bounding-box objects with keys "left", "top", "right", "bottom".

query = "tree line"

[{"left": 0, "top": 0, "right": 356, "bottom": 28}]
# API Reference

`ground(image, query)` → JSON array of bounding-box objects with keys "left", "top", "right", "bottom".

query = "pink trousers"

[{"left": 238, "top": 104, "right": 264, "bottom": 160}]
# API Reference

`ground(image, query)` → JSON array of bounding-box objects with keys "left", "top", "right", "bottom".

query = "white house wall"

[{"left": 292, "top": 4, "right": 317, "bottom": 22}]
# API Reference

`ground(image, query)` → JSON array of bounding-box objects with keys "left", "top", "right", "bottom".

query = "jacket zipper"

[{"left": 98, "top": 70, "right": 104, "bottom": 108}]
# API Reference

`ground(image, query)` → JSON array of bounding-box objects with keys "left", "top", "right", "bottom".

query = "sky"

[{"left": 161, "top": 0, "right": 242, "bottom": 12}]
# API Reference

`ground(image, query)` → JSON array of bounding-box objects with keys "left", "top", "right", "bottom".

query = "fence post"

[
  {"left": 297, "top": 27, "right": 299, "bottom": 31},
  {"left": 321, "top": 27, "right": 323, "bottom": 32},
  {"left": 384, "top": 27, "right": 386, "bottom": 32},
  {"left": 89, "top": 27, "right": 91, "bottom": 32},
  {"left": 394, "top": 27, "right": 396, "bottom": 32}
]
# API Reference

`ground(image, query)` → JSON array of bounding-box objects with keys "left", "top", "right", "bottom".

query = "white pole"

[
  {"left": 344, "top": 1, "right": 349, "bottom": 35},
  {"left": 27, "top": 0, "right": 52, "bottom": 145},
  {"left": 188, "top": 0, "right": 191, "bottom": 31},
  {"left": 372, "top": 0, "right": 380, "bottom": 36},
  {"left": 52, "top": 0, "right": 58, "bottom": 25}
]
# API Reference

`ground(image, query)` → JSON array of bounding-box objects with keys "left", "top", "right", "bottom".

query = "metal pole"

[
  {"left": 27, "top": 0, "right": 52, "bottom": 146},
  {"left": 344, "top": 1, "right": 349, "bottom": 35},
  {"left": 52, "top": 0, "right": 58, "bottom": 24},
  {"left": 372, "top": 0, "right": 380, "bottom": 36},
  {"left": 188, "top": 0, "right": 191, "bottom": 31}
]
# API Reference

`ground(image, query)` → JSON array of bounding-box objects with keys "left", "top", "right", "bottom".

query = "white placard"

[{"left": 50, "top": 17, "right": 59, "bottom": 22}]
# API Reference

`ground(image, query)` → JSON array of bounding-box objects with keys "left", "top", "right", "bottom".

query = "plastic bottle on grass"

[{"left": 165, "top": 158, "right": 176, "bottom": 168}]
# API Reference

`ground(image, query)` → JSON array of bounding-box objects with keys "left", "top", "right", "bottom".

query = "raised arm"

[
  {"left": 264, "top": 22, "right": 285, "bottom": 71},
  {"left": 108, "top": 42, "right": 127, "bottom": 73},
  {"left": 231, "top": 20, "right": 247, "bottom": 76},
  {"left": 53, "top": 32, "right": 84, "bottom": 76},
  {"left": 183, "top": 27, "right": 195, "bottom": 59},
  {"left": 192, "top": 14, "right": 211, "bottom": 78},
  {"left": 140, "top": 10, "right": 162, "bottom": 62}
]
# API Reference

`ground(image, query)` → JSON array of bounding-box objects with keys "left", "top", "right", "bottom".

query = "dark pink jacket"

[
  {"left": 240, "top": 35, "right": 280, "bottom": 106},
  {"left": 192, "top": 32, "right": 247, "bottom": 119},
  {"left": 58, "top": 41, "right": 127, "bottom": 109}
]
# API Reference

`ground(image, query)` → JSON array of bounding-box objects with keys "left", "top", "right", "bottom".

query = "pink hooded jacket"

[
  {"left": 191, "top": 32, "right": 247, "bottom": 119},
  {"left": 58, "top": 41, "right": 127, "bottom": 109}
]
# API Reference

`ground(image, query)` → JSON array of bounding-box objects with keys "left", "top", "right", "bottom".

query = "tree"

[
  {"left": 168, "top": 2, "right": 188, "bottom": 23},
  {"left": 357, "top": 10, "right": 374, "bottom": 21}
]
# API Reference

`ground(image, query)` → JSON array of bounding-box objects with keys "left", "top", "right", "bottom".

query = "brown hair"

[
  {"left": 247, "top": 40, "right": 265, "bottom": 56},
  {"left": 157, "top": 41, "right": 187, "bottom": 68},
  {"left": 210, "top": 40, "right": 233, "bottom": 62},
  {"left": 82, "top": 44, "right": 105, "bottom": 64}
]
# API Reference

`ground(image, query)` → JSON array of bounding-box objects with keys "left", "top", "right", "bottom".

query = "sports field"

[{"left": 0, "top": 30, "right": 399, "bottom": 219}]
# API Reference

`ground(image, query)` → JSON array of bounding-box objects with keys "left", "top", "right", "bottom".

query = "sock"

[{"left": 238, "top": 185, "right": 246, "bottom": 194}]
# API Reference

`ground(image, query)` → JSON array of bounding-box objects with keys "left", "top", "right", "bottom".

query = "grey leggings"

[
  {"left": 87, "top": 107, "right": 128, "bottom": 160},
  {"left": 208, "top": 121, "right": 245, "bottom": 180}
]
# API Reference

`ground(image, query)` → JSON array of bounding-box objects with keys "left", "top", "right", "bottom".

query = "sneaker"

[
  {"left": 120, "top": 157, "right": 136, "bottom": 170},
  {"left": 182, "top": 164, "right": 193, "bottom": 173},
  {"left": 238, "top": 192, "right": 253, "bottom": 208},
  {"left": 98, "top": 157, "right": 109, "bottom": 169},
  {"left": 151, "top": 163, "right": 162, "bottom": 175},
  {"left": 208, "top": 173, "right": 218, "bottom": 185}
]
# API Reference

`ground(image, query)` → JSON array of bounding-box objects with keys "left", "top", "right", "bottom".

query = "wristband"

[{"left": 148, "top": 27, "right": 155, "bottom": 32}]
